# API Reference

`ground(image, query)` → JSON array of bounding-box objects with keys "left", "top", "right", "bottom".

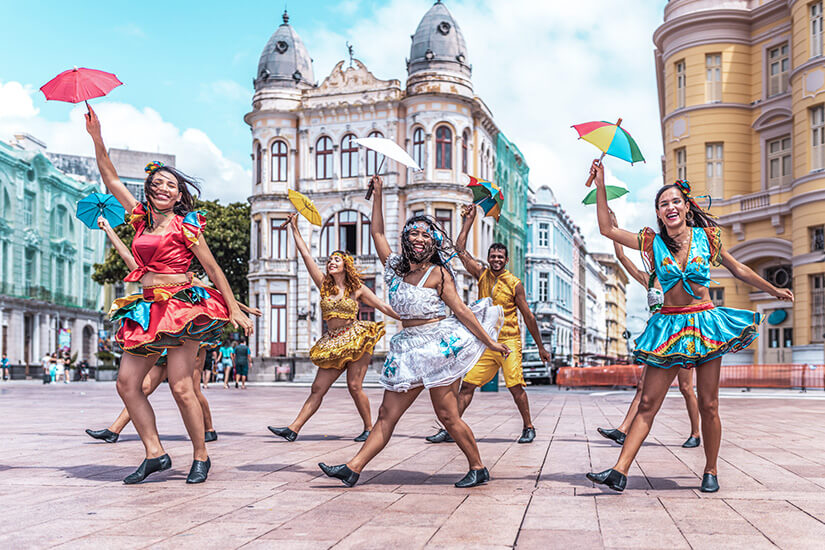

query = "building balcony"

[{"left": 739, "top": 192, "right": 770, "bottom": 212}]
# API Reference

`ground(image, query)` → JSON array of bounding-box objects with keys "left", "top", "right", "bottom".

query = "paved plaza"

[{"left": 1, "top": 381, "right": 825, "bottom": 549}]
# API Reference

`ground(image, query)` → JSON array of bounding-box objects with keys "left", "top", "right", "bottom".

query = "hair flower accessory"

[{"left": 144, "top": 161, "right": 165, "bottom": 175}]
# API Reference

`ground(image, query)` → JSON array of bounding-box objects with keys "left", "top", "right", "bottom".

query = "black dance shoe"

[
  {"left": 204, "top": 430, "right": 218, "bottom": 443},
  {"left": 85, "top": 428, "right": 119, "bottom": 444},
  {"left": 354, "top": 430, "right": 370, "bottom": 442},
  {"left": 186, "top": 457, "right": 211, "bottom": 484},
  {"left": 455, "top": 467, "right": 490, "bottom": 488},
  {"left": 682, "top": 436, "right": 701, "bottom": 448},
  {"left": 596, "top": 427, "right": 626, "bottom": 446},
  {"left": 123, "top": 454, "right": 172, "bottom": 485},
  {"left": 268, "top": 426, "right": 298, "bottom": 442},
  {"left": 700, "top": 473, "right": 719, "bottom": 493},
  {"left": 586, "top": 468, "right": 627, "bottom": 492},
  {"left": 425, "top": 428, "right": 454, "bottom": 443},
  {"left": 318, "top": 463, "right": 359, "bottom": 487},
  {"left": 518, "top": 427, "right": 536, "bottom": 444}
]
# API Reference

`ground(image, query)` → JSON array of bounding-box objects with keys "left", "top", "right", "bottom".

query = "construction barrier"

[{"left": 557, "top": 364, "right": 825, "bottom": 390}]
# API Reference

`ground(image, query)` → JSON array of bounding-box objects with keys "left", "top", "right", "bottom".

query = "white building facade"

[{"left": 246, "top": 3, "right": 514, "bottom": 375}]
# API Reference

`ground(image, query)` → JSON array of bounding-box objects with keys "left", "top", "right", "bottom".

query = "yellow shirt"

[{"left": 478, "top": 268, "right": 521, "bottom": 342}]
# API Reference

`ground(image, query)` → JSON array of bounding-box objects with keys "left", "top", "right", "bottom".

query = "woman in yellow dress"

[{"left": 267, "top": 213, "right": 399, "bottom": 442}]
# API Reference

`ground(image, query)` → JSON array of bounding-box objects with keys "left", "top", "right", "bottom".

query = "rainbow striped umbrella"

[
  {"left": 465, "top": 175, "right": 503, "bottom": 221},
  {"left": 573, "top": 118, "right": 644, "bottom": 188}
]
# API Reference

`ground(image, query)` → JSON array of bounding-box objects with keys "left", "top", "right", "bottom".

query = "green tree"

[{"left": 92, "top": 199, "right": 250, "bottom": 303}]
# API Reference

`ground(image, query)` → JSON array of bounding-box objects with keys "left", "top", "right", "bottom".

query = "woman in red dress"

[{"left": 85, "top": 106, "right": 253, "bottom": 484}]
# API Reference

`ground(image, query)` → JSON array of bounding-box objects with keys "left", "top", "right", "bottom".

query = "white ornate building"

[{"left": 245, "top": 3, "right": 517, "bottom": 375}]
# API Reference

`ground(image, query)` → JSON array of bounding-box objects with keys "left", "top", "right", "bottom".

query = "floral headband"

[
  {"left": 674, "top": 179, "right": 715, "bottom": 214},
  {"left": 403, "top": 220, "right": 443, "bottom": 244},
  {"left": 144, "top": 161, "right": 165, "bottom": 176}
]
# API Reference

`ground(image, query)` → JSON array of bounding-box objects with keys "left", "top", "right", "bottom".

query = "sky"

[{"left": 0, "top": 0, "right": 670, "bottom": 328}]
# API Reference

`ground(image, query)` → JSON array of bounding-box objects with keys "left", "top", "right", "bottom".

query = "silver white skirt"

[{"left": 379, "top": 298, "right": 503, "bottom": 392}]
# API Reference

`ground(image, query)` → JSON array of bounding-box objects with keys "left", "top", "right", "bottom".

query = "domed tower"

[
  {"left": 406, "top": 0, "right": 472, "bottom": 98},
  {"left": 250, "top": 10, "right": 314, "bottom": 112}
]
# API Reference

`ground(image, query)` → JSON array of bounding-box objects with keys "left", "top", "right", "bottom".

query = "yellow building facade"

[
  {"left": 655, "top": 0, "right": 825, "bottom": 365},
  {"left": 592, "top": 253, "right": 629, "bottom": 362}
]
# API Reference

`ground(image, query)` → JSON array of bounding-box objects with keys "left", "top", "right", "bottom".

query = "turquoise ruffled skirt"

[{"left": 634, "top": 301, "right": 762, "bottom": 369}]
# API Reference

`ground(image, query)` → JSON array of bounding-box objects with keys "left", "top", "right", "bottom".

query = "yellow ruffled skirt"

[{"left": 309, "top": 321, "right": 385, "bottom": 370}]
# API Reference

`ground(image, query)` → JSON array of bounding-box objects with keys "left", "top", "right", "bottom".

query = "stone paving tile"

[{"left": 1, "top": 382, "right": 825, "bottom": 548}]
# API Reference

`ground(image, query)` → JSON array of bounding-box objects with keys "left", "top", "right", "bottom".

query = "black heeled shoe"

[
  {"left": 204, "top": 430, "right": 218, "bottom": 443},
  {"left": 518, "top": 427, "right": 536, "bottom": 444},
  {"left": 425, "top": 428, "right": 454, "bottom": 443},
  {"left": 268, "top": 426, "right": 298, "bottom": 442},
  {"left": 85, "top": 428, "right": 119, "bottom": 443},
  {"left": 682, "top": 435, "right": 701, "bottom": 448},
  {"left": 186, "top": 457, "right": 211, "bottom": 484},
  {"left": 700, "top": 473, "right": 719, "bottom": 493},
  {"left": 455, "top": 467, "right": 490, "bottom": 488},
  {"left": 318, "top": 463, "right": 359, "bottom": 487},
  {"left": 354, "top": 430, "right": 370, "bottom": 442},
  {"left": 586, "top": 468, "right": 627, "bottom": 492},
  {"left": 123, "top": 454, "right": 172, "bottom": 485},
  {"left": 596, "top": 428, "right": 626, "bottom": 446}
]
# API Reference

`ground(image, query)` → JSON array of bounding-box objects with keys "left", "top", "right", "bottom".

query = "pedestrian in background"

[
  {"left": 233, "top": 338, "right": 251, "bottom": 390},
  {"left": 1, "top": 353, "right": 10, "bottom": 381},
  {"left": 219, "top": 342, "right": 234, "bottom": 389},
  {"left": 202, "top": 347, "right": 215, "bottom": 389},
  {"left": 41, "top": 353, "right": 52, "bottom": 384}
]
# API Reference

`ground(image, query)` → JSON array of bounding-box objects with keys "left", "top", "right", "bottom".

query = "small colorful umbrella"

[
  {"left": 40, "top": 67, "right": 122, "bottom": 110},
  {"left": 76, "top": 192, "right": 126, "bottom": 230},
  {"left": 465, "top": 175, "right": 503, "bottom": 221},
  {"left": 279, "top": 189, "right": 322, "bottom": 228},
  {"left": 581, "top": 181, "right": 629, "bottom": 205},
  {"left": 572, "top": 118, "right": 644, "bottom": 187}
]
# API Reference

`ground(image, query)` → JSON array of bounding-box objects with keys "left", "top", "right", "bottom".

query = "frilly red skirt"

[{"left": 111, "top": 283, "right": 229, "bottom": 357}]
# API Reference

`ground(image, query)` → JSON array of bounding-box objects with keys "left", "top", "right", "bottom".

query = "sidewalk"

[{"left": 0, "top": 383, "right": 823, "bottom": 548}]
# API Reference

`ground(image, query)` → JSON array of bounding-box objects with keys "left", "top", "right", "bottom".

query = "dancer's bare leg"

[
  {"left": 288, "top": 367, "right": 343, "bottom": 433},
  {"left": 695, "top": 358, "right": 722, "bottom": 475},
  {"left": 116, "top": 353, "right": 164, "bottom": 459},
  {"left": 347, "top": 388, "right": 423, "bottom": 473},
  {"left": 457, "top": 381, "right": 477, "bottom": 415},
  {"left": 109, "top": 364, "right": 168, "bottom": 433},
  {"left": 507, "top": 384, "right": 533, "bottom": 428},
  {"left": 617, "top": 367, "right": 646, "bottom": 433},
  {"left": 191, "top": 349, "right": 214, "bottom": 432},
  {"left": 345, "top": 353, "right": 373, "bottom": 432},
  {"left": 613, "top": 365, "right": 680, "bottom": 475},
  {"left": 166, "top": 341, "right": 207, "bottom": 461},
  {"left": 431, "top": 380, "right": 483, "bottom": 470},
  {"left": 677, "top": 368, "right": 701, "bottom": 438}
]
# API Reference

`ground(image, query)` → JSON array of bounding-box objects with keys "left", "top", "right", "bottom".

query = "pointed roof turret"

[{"left": 255, "top": 10, "right": 315, "bottom": 90}]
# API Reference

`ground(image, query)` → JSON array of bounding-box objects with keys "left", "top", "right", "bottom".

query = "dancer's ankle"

[{"left": 346, "top": 462, "right": 362, "bottom": 474}]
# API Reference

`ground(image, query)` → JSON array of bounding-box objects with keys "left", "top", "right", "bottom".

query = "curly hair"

[
  {"left": 142, "top": 166, "right": 202, "bottom": 228},
  {"left": 391, "top": 215, "right": 457, "bottom": 293},
  {"left": 655, "top": 180, "right": 718, "bottom": 255},
  {"left": 320, "top": 251, "right": 363, "bottom": 298}
]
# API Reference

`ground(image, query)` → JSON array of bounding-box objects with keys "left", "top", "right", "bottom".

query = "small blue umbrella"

[{"left": 76, "top": 192, "right": 126, "bottom": 230}]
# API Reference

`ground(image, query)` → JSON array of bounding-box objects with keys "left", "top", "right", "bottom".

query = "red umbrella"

[{"left": 40, "top": 67, "right": 122, "bottom": 108}]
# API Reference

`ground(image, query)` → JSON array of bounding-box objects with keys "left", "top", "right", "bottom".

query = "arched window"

[
  {"left": 366, "top": 131, "right": 384, "bottom": 176},
  {"left": 271, "top": 140, "right": 288, "bottom": 182},
  {"left": 255, "top": 142, "right": 262, "bottom": 184},
  {"left": 320, "top": 210, "right": 375, "bottom": 257},
  {"left": 51, "top": 205, "right": 68, "bottom": 236},
  {"left": 436, "top": 126, "right": 452, "bottom": 170},
  {"left": 412, "top": 127, "right": 425, "bottom": 168},
  {"left": 341, "top": 134, "right": 359, "bottom": 178},
  {"left": 316, "top": 136, "right": 333, "bottom": 179},
  {"left": 462, "top": 129, "right": 470, "bottom": 174},
  {"left": 4, "top": 189, "right": 12, "bottom": 219}
]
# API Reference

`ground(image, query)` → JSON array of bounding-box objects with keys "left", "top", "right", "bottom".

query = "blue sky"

[{"left": 1, "top": 1, "right": 669, "bottom": 243}]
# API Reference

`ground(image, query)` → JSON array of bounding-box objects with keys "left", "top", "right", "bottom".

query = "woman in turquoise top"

[{"left": 585, "top": 161, "right": 793, "bottom": 494}]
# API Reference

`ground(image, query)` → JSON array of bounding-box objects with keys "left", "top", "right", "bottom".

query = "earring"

[{"left": 686, "top": 210, "right": 694, "bottom": 222}]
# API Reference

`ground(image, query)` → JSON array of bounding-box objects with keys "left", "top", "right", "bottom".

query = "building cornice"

[
  {"left": 662, "top": 102, "right": 751, "bottom": 125},
  {"left": 789, "top": 55, "right": 825, "bottom": 84}
]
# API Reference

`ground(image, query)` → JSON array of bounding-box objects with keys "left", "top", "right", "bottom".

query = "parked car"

[{"left": 522, "top": 348, "right": 554, "bottom": 385}]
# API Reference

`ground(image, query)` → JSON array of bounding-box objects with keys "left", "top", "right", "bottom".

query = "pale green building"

[{"left": 494, "top": 133, "right": 528, "bottom": 281}]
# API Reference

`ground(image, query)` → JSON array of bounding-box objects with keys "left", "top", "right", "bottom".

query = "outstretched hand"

[
  {"left": 85, "top": 104, "right": 102, "bottom": 141},
  {"left": 490, "top": 342, "right": 511, "bottom": 358},
  {"left": 588, "top": 159, "right": 605, "bottom": 188},
  {"left": 538, "top": 346, "right": 551, "bottom": 364},
  {"left": 460, "top": 203, "right": 477, "bottom": 223},
  {"left": 96, "top": 216, "right": 110, "bottom": 231},
  {"left": 369, "top": 174, "right": 383, "bottom": 192},
  {"left": 229, "top": 310, "right": 254, "bottom": 336},
  {"left": 772, "top": 288, "right": 794, "bottom": 302},
  {"left": 287, "top": 212, "right": 298, "bottom": 229}
]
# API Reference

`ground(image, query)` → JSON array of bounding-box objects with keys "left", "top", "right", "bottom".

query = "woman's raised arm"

[
  {"left": 287, "top": 213, "right": 325, "bottom": 290},
  {"left": 85, "top": 106, "right": 138, "bottom": 213},
  {"left": 590, "top": 160, "right": 639, "bottom": 249},
  {"left": 368, "top": 175, "right": 392, "bottom": 264}
]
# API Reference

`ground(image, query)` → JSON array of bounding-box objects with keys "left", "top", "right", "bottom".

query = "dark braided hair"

[
  {"left": 143, "top": 166, "right": 202, "bottom": 227},
  {"left": 655, "top": 182, "right": 718, "bottom": 255},
  {"left": 391, "top": 215, "right": 457, "bottom": 295}
]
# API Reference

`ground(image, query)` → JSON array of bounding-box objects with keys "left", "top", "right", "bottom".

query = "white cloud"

[
  {"left": 0, "top": 81, "right": 250, "bottom": 204},
  {"left": 198, "top": 80, "right": 252, "bottom": 104}
]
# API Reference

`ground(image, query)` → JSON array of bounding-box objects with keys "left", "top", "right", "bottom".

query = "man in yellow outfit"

[{"left": 426, "top": 204, "right": 551, "bottom": 444}]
